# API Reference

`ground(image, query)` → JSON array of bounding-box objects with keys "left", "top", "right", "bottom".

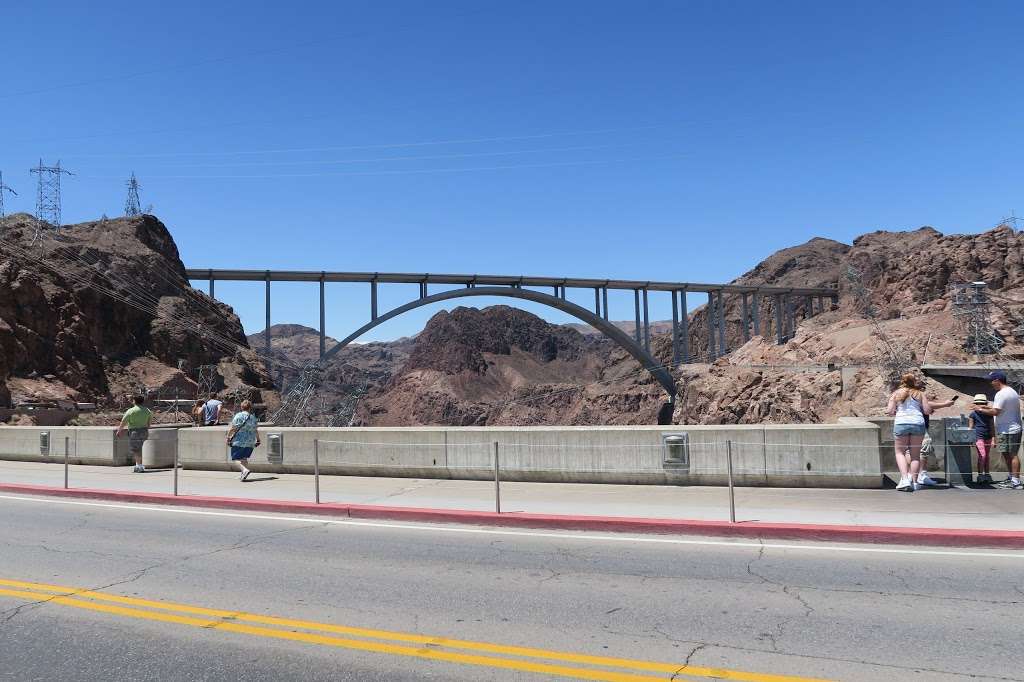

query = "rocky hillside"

[{"left": 0, "top": 213, "right": 275, "bottom": 414}]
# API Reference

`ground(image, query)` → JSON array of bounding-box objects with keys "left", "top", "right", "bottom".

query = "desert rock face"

[{"left": 0, "top": 213, "right": 274, "bottom": 411}]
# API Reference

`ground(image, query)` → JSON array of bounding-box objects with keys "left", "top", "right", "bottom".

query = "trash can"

[{"left": 943, "top": 418, "right": 975, "bottom": 486}]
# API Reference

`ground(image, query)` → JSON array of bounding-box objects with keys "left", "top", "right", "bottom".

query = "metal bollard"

[
  {"left": 173, "top": 432, "right": 179, "bottom": 496},
  {"left": 64, "top": 436, "right": 69, "bottom": 489},
  {"left": 493, "top": 441, "right": 501, "bottom": 514},
  {"left": 726, "top": 439, "right": 736, "bottom": 524},
  {"left": 314, "top": 438, "right": 320, "bottom": 504}
]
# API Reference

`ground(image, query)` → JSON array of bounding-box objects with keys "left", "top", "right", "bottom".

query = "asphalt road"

[{"left": 0, "top": 493, "right": 1021, "bottom": 682}]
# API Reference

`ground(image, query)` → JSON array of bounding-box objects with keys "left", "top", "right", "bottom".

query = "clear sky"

[{"left": 3, "top": 1, "right": 1022, "bottom": 342}]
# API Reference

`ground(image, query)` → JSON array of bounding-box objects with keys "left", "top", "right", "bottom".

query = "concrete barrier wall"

[
  {"left": 0, "top": 422, "right": 883, "bottom": 487},
  {"left": 176, "top": 422, "right": 883, "bottom": 488}
]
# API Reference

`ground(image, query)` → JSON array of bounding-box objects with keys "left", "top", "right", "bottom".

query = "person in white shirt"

[{"left": 975, "top": 371, "right": 1022, "bottom": 489}]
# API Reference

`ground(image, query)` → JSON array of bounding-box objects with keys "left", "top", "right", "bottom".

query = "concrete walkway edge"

[{"left": 2, "top": 482, "right": 1023, "bottom": 549}]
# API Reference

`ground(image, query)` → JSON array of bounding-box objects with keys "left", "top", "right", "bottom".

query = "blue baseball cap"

[{"left": 988, "top": 370, "right": 1008, "bottom": 382}]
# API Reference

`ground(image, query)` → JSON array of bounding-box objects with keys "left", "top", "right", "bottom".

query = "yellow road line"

[{"left": 0, "top": 577, "right": 833, "bottom": 682}]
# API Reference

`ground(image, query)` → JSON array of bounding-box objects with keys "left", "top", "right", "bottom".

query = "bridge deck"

[{"left": 185, "top": 268, "right": 837, "bottom": 296}]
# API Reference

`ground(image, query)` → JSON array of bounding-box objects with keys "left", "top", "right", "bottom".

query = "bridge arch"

[{"left": 321, "top": 286, "right": 677, "bottom": 401}]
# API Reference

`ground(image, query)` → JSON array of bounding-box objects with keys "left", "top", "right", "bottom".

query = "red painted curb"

[{"left": 1, "top": 482, "right": 1022, "bottom": 549}]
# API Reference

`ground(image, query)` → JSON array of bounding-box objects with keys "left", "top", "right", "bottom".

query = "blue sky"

[{"left": 3, "top": 1, "right": 1022, "bottom": 342}]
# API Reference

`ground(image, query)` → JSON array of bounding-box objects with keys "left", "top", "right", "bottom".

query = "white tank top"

[{"left": 894, "top": 395, "right": 925, "bottom": 426}]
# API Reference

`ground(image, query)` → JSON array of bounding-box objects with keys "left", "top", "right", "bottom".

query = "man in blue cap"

[{"left": 975, "top": 371, "right": 1022, "bottom": 489}]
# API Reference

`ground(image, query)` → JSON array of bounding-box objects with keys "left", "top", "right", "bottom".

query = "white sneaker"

[
  {"left": 896, "top": 476, "right": 912, "bottom": 491},
  {"left": 917, "top": 473, "right": 938, "bottom": 486},
  {"left": 912, "top": 481, "right": 923, "bottom": 492},
  {"left": 240, "top": 467, "right": 250, "bottom": 481}
]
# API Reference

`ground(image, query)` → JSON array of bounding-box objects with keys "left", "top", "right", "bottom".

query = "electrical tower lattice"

[
  {"left": 29, "top": 160, "right": 73, "bottom": 239},
  {"left": 950, "top": 282, "right": 1004, "bottom": 356},
  {"left": 0, "top": 172, "right": 16, "bottom": 218},
  {"left": 125, "top": 172, "right": 142, "bottom": 217}
]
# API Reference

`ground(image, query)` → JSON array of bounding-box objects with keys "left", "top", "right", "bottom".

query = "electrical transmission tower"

[
  {"left": 29, "top": 160, "right": 73, "bottom": 236},
  {"left": 269, "top": 364, "right": 328, "bottom": 426},
  {"left": 0, "top": 171, "right": 16, "bottom": 218},
  {"left": 125, "top": 172, "right": 142, "bottom": 217},
  {"left": 1001, "top": 210, "right": 1023, "bottom": 231},
  {"left": 950, "top": 281, "right": 1004, "bottom": 356}
]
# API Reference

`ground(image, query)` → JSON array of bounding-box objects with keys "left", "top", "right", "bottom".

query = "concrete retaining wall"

[{"left": 0, "top": 422, "right": 884, "bottom": 487}]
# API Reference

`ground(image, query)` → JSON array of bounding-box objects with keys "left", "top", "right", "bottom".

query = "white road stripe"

[{"left": 0, "top": 493, "right": 1021, "bottom": 560}]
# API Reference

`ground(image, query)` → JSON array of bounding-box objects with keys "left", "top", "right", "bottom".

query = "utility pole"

[
  {"left": 29, "top": 160, "right": 73, "bottom": 238},
  {"left": 0, "top": 172, "right": 16, "bottom": 218},
  {"left": 125, "top": 172, "right": 142, "bottom": 217}
]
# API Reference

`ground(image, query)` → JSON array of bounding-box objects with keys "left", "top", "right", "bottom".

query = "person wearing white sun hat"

[{"left": 968, "top": 393, "right": 995, "bottom": 484}]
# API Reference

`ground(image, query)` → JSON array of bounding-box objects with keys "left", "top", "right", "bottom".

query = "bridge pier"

[
  {"left": 679, "top": 288, "right": 689, "bottom": 363},
  {"left": 633, "top": 290, "right": 642, "bottom": 345},
  {"left": 319, "top": 274, "right": 326, "bottom": 359},
  {"left": 594, "top": 287, "right": 601, "bottom": 317},
  {"left": 741, "top": 293, "right": 750, "bottom": 343},
  {"left": 602, "top": 286, "right": 609, "bottom": 321},
  {"left": 716, "top": 289, "right": 726, "bottom": 357},
  {"left": 642, "top": 288, "right": 650, "bottom": 353},
  {"left": 208, "top": 270, "right": 214, "bottom": 298},
  {"left": 752, "top": 292, "right": 761, "bottom": 337},
  {"left": 706, "top": 291, "right": 716, "bottom": 360},
  {"left": 671, "top": 290, "right": 680, "bottom": 364},
  {"left": 371, "top": 280, "right": 378, "bottom": 321},
  {"left": 775, "top": 294, "right": 785, "bottom": 345},
  {"left": 264, "top": 271, "right": 271, "bottom": 365}
]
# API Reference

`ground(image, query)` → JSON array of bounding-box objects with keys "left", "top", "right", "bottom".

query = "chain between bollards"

[
  {"left": 726, "top": 439, "right": 736, "bottom": 524},
  {"left": 64, "top": 436, "right": 69, "bottom": 489},
  {"left": 493, "top": 441, "right": 501, "bottom": 514},
  {"left": 314, "top": 438, "right": 320, "bottom": 504}
]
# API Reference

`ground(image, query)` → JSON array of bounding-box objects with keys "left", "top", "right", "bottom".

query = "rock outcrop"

[{"left": 0, "top": 213, "right": 274, "bottom": 411}]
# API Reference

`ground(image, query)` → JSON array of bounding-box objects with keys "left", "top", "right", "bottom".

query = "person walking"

[
  {"left": 203, "top": 392, "right": 223, "bottom": 426},
  {"left": 226, "top": 399, "right": 260, "bottom": 481},
  {"left": 968, "top": 393, "right": 995, "bottom": 484},
  {"left": 886, "top": 373, "right": 933, "bottom": 492},
  {"left": 116, "top": 395, "right": 153, "bottom": 473},
  {"left": 975, "top": 371, "right": 1022, "bottom": 489}
]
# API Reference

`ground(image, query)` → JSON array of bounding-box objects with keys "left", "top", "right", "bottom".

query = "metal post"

[
  {"left": 775, "top": 294, "right": 785, "bottom": 345},
  {"left": 371, "top": 279, "right": 378, "bottom": 320},
  {"left": 671, "top": 290, "right": 680, "bottom": 364},
  {"left": 642, "top": 288, "right": 650, "bottom": 353},
  {"left": 716, "top": 289, "right": 726, "bottom": 357},
  {"left": 633, "top": 290, "right": 642, "bottom": 344},
  {"left": 707, "top": 291, "right": 716, "bottom": 360},
  {"left": 726, "top": 440, "right": 736, "bottom": 524},
  {"left": 741, "top": 293, "right": 750, "bottom": 343},
  {"left": 602, "top": 287, "right": 609, "bottom": 321},
  {"left": 64, "top": 436, "right": 69, "bottom": 489},
  {"left": 752, "top": 292, "right": 761, "bottom": 336},
  {"left": 493, "top": 441, "right": 501, "bottom": 514},
  {"left": 314, "top": 438, "right": 321, "bottom": 504},
  {"left": 264, "top": 272, "right": 271, "bottom": 359},
  {"left": 319, "top": 275, "right": 326, "bottom": 359},
  {"left": 679, "top": 288, "right": 689, "bottom": 363},
  {"left": 173, "top": 432, "right": 179, "bottom": 496}
]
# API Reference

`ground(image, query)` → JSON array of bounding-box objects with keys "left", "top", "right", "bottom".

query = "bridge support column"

[
  {"left": 752, "top": 292, "right": 761, "bottom": 336},
  {"left": 594, "top": 288, "right": 601, "bottom": 317},
  {"left": 786, "top": 293, "right": 795, "bottom": 338},
  {"left": 679, "top": 288, "right": 689, "bottom": 363},
  {"left": 371, "top": 280, "right": 378, "bottom": 321},
  {"left": 805, "top": 294, "right": 813, "bottom": 319},
  {"left": 716, "top": 289, "right": 726, "bottom": 357},
  {"left": 633, "top": 290, "right": 642, "bottom": 345},
  {"left": 319, "top": 275, "right": 326, "bottom": 359},
  {"left": 264, "top": 272, "right": 271, "bottom": 362},
  {"left": 208, "top": 270, "right": 215, "bottom": 298},
  {"left": 707, "top": 292, "right": 716, "bottom": 360},
  {"left": 775, "top": 294, "right": 785, "bottom": 345},
  {"left": 642, "top": 288, "right": 650, "bottom": 353},
  {"left": 671, "top": 290, "right": 680, "bottom": 364},
  {"left": 602, "top": 287, "right": 609, "bottom": 321},
  {"left": 741, "top": 293, "right": 750, "bottom": 343},
  {"left": 420, "top": 281, "right": 428, "bottom": 299}
]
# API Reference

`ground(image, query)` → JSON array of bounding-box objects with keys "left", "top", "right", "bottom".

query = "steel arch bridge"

[{"left": 187, "top": 268, "right": 837, "bottom": 409}]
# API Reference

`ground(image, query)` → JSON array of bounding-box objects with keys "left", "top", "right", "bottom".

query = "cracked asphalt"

[{"left": 0, "top": 494, "right": 1022, "bottom": 681}]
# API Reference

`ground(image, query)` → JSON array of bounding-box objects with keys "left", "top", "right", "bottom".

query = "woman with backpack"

[
  {"left": 886, "top": 373, "right": 934, "bottom": 492},
  {"left": 226, "top": 399, "right": 261, "bottom": 481}
]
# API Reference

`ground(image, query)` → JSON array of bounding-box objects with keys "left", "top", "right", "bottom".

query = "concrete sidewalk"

[{"left": 1, "top": 459, "right": 1022, "bottom": 532}]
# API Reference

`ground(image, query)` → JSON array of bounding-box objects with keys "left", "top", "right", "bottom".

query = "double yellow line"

[{"left": 0, "top": 577, "right": 831, "bottom": 682}]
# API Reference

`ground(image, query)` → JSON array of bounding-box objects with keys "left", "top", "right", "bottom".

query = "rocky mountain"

[{"left": 0, "top": 213, "right": 275, "bottom": 415}]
